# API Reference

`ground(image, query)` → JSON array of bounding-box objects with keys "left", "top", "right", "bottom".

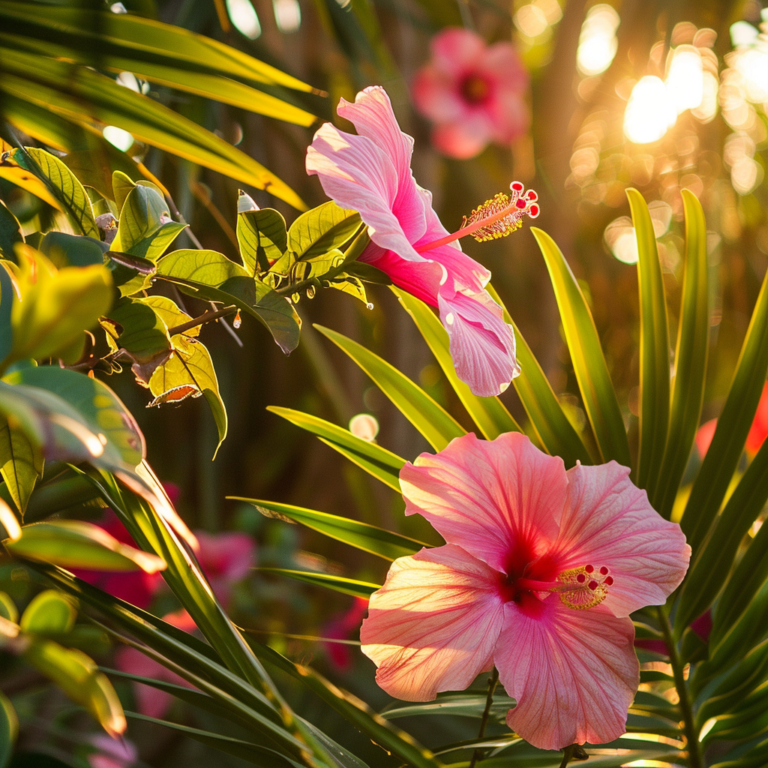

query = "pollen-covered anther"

[
  {"left": 557, "top": 565, "right": 613, "bottom": 611},
  {"left": 460, "top": 180, "right": 541, "bottom": 244}
]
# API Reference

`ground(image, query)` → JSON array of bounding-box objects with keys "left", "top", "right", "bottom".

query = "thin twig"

[
  {"left": 468, "top": 667, "right": 499, "bottom": 768},
  {"left": 167, "top": 306, "right": 238, "bottom": 336},
  {"left": 558, "top": 745, "right": 576, "bottom": 768}
]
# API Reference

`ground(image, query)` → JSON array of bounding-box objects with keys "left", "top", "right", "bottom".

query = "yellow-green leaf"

[
  {"left": 0, "top": 690, "right": 18, "bottom": 768},
  {"left": 20, "top": 590, "right": 76, "bottom": 635},
  {"left": 0, "top": 414, "right": 44, "bottom": 515}
]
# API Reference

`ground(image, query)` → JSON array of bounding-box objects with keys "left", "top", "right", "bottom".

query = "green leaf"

[
  {"left": 0, "top": 50, "right": 306, "bottom": 209},
  {"left": 112, "top": 171, "right": 135, "bottom": 213},
  {"left": 141, "top": 296, "right": 200, "bottom": 337},
  {"left": 627, "top": 189, "right": 670, "bottom": 495},
  {"left": 0, "top": 691, "right": 18, "bottom": 768},
  {"left": 396, "top": 288, "right": 521, "bottom": 440},
  {"left": 676, "top": 437, "right": 768, "bottom": 634},
  {"left": 234, "top": 498, "right": 424, "bottom": 560},
  {"left": 286, "top": 202, "right": 361, "bottom": 262},
  {"left": 0, "top": 415, "right": 44, "bottom": 515},
  {"left": 532, "top": 228, "right": 631, "bottom": 466},
  {"left": 267, "top": 407, "right": 405, "bottom": 491},
  {"left": 23, "top": 636, "right": 125, "bottom": 736},
  {"left": 6, "top": 520, "right": 166, "bottom": 573},
  {"left": 486, "top": 284, "right": 593, "bottom": 467},
  {"left": 40, "top": 232, "right": 107, "bottom": 269},
  {"left": 0, "top": 267, "right": 14, "bottom": 363},
  {"left": 654, "top": 190, "right": 710, "bottom": 516},
  {"left": 315, "top": 325, "right": 465, "bottom": 451},
  {"left": 383, "top": 693, "right": 515, "bottom": 722},
  {"left": 8, "top": 148, "right": 98, "bottom": 237},
  {"left": 20, "top": 590, "right": 76, "bottom": 635},
  {"left": 237, "top": 199, "right": 287, "bottom": 278},
  {"left": 125, "top": 713, "right": 303, "bottom": 768},
  {"left": 0, "top": 200, "right": 23, "bottom": 259},
  {"left": 7, "top": 248, "right": 113, "bottom": 365},
  {"left": 148, "top": 335, "right": 227, "bottom": 456},
  {"left": 0, "top": 592, "right": 18, "bottom": 623},
  {"left": 259, "top": 568, "right": 379, "bottom": 599},
  {"left": 155, "top": 250, "right": 301, "bottom": 354},
  {"left": 680, "top": 254, "right": 768, "bottom": 555}
]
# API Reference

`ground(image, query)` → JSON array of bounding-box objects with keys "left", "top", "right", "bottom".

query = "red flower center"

[{"left": 460, "top": 74, "right": 492, "bottom": 105}]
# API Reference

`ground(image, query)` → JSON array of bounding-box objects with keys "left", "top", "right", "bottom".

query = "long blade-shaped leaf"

[
  {"left": 531, "top": 228, "right": 631, "bottom": 466},
  {"left": 654, "top": 190, "right": 710, "bottom": 517},
  {"left": 395, "top": 288, "right": 521, "bottom": 439},
  {"left": 315, "top": 325, "right": 465, "bottom": 451},
  {"left": 267, "top": 407, "right": 405, "bottom": 490},
  {"left": 485, "top": 285, "right": 593, "bottom": 467},
  {"left": 259, "top": 569, "right": 379, "bottom": 599},
  {"left": 680, "top": 263, "right": 768, "bottom": 554},
  {"left": 231, "top": 498, "right": 424, "bottom": 559},
  {"left": 627, "top": 189, "right": 670, "bottom": 495}
]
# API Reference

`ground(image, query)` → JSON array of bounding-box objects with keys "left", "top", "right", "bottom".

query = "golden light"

[
  {"left": 514, "top": 4, "right": 549, "bottom": 39},
  {"left": 349, "top": 413, "right": 379, "bottom": 442},
  {"left": 734, "top": 46, "right": 768, "bottom": 104},
  {"left": 665, "top": 46, "right": 704, "bottom": 113},
  {"left": 577, "top": 4, "right": 620, "bottom": 77},
  {"left": 692, "top": 71, "right": 719, "bottom": 122},
  {"left": 604, "top": 218, "right": 638, "bottom": 264},
  {"left": 103, "top": 126, "right": 134, "bottom": 152},
  {"left": 226, "top": 0, "right": 261, "bottom": 39},
  {"left": 274, "top": 0, "right": 302, "bottom": 33},
  {"left": 624, "top": 76, "right": 677, "bottom": 144}
]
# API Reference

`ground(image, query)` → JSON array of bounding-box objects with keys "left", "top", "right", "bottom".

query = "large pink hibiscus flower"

[
  {"left": 306, "top": 86, "right": 539, "bottom": 398},
  {"left": 360, "top": 433, "right": 690, "bottom": 750},
  {"left": 412, "top": 28, "right": 530, "bottom": 159}
]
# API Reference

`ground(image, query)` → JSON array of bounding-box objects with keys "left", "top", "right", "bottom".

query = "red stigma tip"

[
  {"left": 515, "top": 198, "right": 527, "bottom": 209},
  {"left": 600, "top": 566, "right": 609, "bottom": 575},
  {"left": 585, "top": 565, "right": 594, "bottom": 573},
  {"left": 588, "top": 580, "right": 598, "bottom": 590},
  {"left": 605, "top": 576, "right": 614, "bottom": 586},
  {"left": 526, "top": 190, "right": 538, "bottom": 201},
  {"left": 529, "top": 204, "right": 540, "bottom": 218},
  {"left": 577, "top": 573, "right": 586, "bottom": 583},
  {"left": 511, "top": 181, "right": 524, "bottom": 192}
]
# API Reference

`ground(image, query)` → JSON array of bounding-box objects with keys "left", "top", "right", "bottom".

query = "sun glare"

[
  {"left": 227, "top": 0, "right": 262, "bottom": 39},
  {"left": 577, "top": 5, "right": 620, "bottom": 76},
  {"left": 624, "top": 76, "right": 677, "bottom": 144}
]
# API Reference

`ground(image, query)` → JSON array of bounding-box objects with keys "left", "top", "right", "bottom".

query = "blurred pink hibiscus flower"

[
  {"left": 194, "top": 530, "right": 256, "bottom": 607},
  {"left": 307, "top": 86, "right": 539, "bottom": 397},
  {"left": 88, "top": 734, "right": 137, "bottom": 768},
  {"left": 412, "top": 28, "right": 529, "bottom": 159},
  {"left": 360, "top": 433, "right": 690, "bottom": 750},
  {"left": 323, "top": 597, "right": 369, "bottom": 671}
]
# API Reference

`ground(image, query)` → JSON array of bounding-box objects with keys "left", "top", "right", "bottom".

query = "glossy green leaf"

[
  {"left": 6, "top": 520, "right": 166, "bottom": 573},
  {"left": 8, "top": 147, "right": 98, "bottom": 238},
  {"left": 20, "top": 590, "right": 76, "bottom": 635},
  {"left": 125, "top": 713, "right": 303, "bottom": 768},
  {"left": 0, "top": 200, "right": 23, "bottom": 259},
  {"left": 0, "top": 267, "right": 14, "bottom": 363},
  {"left": 627, "top": 189, "right": 670, "bottom": 494},
  {"left": 259, "top": 568, "right": 379, "bottom": 599},
  {"left": 680, "top": 257, "right": 768, "bottom": 554},
  {"left": 7, "top": 248, "right": 113, "bottom": 365},
  {"left": 237, "top": 200, "right": 288, "bottom": 278},
  {"left": 315, "top": 325, "right": 465, "bottom": 451},
  {"left": 0, "top": 414, "right": 43, "bottom": 515},
  {"left": 40, "top": 232, "right": 107, "bottom": 269},
  {"left": 0, "top": 691, "right": 18, "bottom": 768},
  {"left": 0, "top": 50, "right": 305, "bottom": 209},
  {"left": 383, "top": 693, "right": 514, "bottom": 722},
  {"left": 532, "top": 228, "right": 631, "bottom": 466},
  {"left": 655, "top": 190, "right": 710, "bottom": 516},
  {"left": 267, "top": 407, "right": 405, "bottom": 491},
  {"left": 0, "top": 592, "right": 18, "bottom": 623},
  {"left": 676, "top": 437, "right": 768, "bottom": 635},
  {"left": 233, "top": 498, "right": 424, "bottom": 560},
  {"left": 156, "top": 250, "right": 301, "bottom": 354},
  {"left": 148, "top": 335, "right": 227, "bottom": 456},
  {"left": 286, "top": 202, "right": 361, "bottom": 262},
  {"left": 141, "top": 296, "right": 200, "bottom": 337},
  {"left": 486, "top": 284, "right": 592, "bottom": 467},
  {"left": 396, "top": 288, "right": 521, "bottom": 440}
]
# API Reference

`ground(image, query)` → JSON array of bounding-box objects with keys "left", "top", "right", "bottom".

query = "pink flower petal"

[
  {"left": 431, "top": 118, "right": 492, "bottom": 159},
  {"left": 438, "top": 291, "right": 519, "bottom": 397},
  {"left": 360, "top": 544, "right": 506, "bottom": 700},
  {"left": 695, "top": 418, "right": 717, "bottom": 458},
  {"left": 553, "top": 462, "right": 691, "bottom": 617},
  {"left": 495, "top": 599, "right": 639, "bottom": 750},
  {"left": 400, "top": 433, "right": 566, "bottom": 573},
  {"left": 479, "top": 43, "right": 529, "bottom": 92},
  {"left": 412, "top": 66, "right": 467, "bottom": 123},
  {"left": 431, "top": 28, "right": 486, "bottom": 78}
]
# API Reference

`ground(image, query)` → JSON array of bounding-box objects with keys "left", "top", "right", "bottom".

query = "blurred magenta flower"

[
  {"left": 88, "top": 735, "right": 137, "bottom": 768},
  {"left": 323, "top": 597, "right": 369, "bottom": 671},
  {"left": 194, "top": 530, "right": 256, "bottom": 607},
  {"left": 307, "top": 86, "right": 540, "bottom": 396},
  {"left": 412, "top": 28, "right": 529, "bottom": 159},
  {"left": 360, "top": 433, "right": 690, "bottom": 750},
  {"left": 74, "top": 511, "right": 162, "bottom": 609},
  {"left": 696, "top": 382, "right": 768, "bottom": 458}
]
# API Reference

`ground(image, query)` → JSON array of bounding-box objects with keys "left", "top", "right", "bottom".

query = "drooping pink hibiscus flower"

[
  {"left": 360, "top": 433, "right": 690, "bottom": 750},
  {"left": 412, "top": 28, "right": 530, "bottom": 159},
  {"left": 322, "top": 597, "right": 369, "bottom": 671},
  {"left": 307, "top": 86, "right": 539, "bottom": 397}
]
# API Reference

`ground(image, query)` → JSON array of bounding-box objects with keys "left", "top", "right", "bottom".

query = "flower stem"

[
  {"left": 657, "top": 607, "right": 702, "bottom": 768},
  {"left": 468, "top": 667, "right": 499, "bottom": 768},
  {"left": 558, "top": 745, "right": 576, "bottom": 768}
]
